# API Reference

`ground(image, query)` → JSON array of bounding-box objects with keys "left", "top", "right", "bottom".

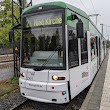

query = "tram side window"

[
  {"left": 91, "top": 38, "right": 96, "bottom": 60},
  {"left": 81, "top": 33, "right": 88, "bottom": 64},
  {"left": 68, "top": 29, "right": 79, "bottom": 68},
  {"left": 103, "top": 41, "right": 105, "bottom": 50},
  {"left": 103, "top": 41, "right": 105, "bottom": 56}
]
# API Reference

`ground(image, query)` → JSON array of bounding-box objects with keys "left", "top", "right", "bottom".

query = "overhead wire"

[
  {"left": 76, "top": 0, "right": 109, "bottom": 37},
  {"left": 79, "top": 0, "right": 96, "bottom": 23},
  {"left": 90, "top": 0, "right": 97, "bottom": 14},
  {"left": 104, "top": 24, "right": 110, "bottom": 28},
  {"left": 89, "top": 0, "right": 99, "bottom": 25},
  {"left": 103, "top": 24, "right": 110, "bottom": 37},
  {"left": 79, "top": 0, "right": 91, "bottom": 14}
]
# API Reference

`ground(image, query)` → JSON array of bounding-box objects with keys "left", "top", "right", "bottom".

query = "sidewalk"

[
  {"left": 100, "top": 51, "right": 110, "bottom": 110},
  {"left": 80, "top": 51, "right": 109, "bottom": 110}
]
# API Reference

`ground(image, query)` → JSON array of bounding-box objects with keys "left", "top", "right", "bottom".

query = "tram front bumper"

[{"left": 19, "top": 78, "right": 69, "bottom": 104}]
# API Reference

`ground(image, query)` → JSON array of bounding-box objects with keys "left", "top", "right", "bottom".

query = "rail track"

[
  {"left": 0, "top": 54, "right": 13, "bottom": 64},
  {"left": 12, "top": 86, "right": 90, "bottom": 110},
  {"left": 0, "top": 55, "right": 90, "bottom": 110},
  {"left": 0, "top": 60, "right": 14, "bottom": 64}
]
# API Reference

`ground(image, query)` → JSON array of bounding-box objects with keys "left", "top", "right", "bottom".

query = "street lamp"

[
  {"left": 100, "top": 24, "right": 110, "bottom": 37},
  {"left": 89, "top": 14, "right": 100, "bottom": 26},
  {"left": 100, "top": 24, "right": 104, "bottom": 36}
]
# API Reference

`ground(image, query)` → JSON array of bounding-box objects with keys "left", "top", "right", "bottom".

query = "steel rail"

[{"left": 0, "top": 60, "right": 14, "bottom": 64}]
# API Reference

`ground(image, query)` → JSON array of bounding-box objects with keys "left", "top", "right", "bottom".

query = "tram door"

[
  {"left": 96, "top": 37, "right": 99, "bottom": 69},
  {"left": 90, "top": 37, "right": 97, "bottom": 78},
  {"left": 99, "top": 38, "right": 101, "bottom": 65}
]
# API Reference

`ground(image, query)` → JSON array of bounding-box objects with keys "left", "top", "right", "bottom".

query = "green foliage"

[
  {"left": 0, "top": 0, "right": 20, "bottom": 47},
  {"left": 10, "top": 75, "right": 19, "bottom": 84},
  {"left": 0, "top": 0, "right": 12, "bottom": 46}
]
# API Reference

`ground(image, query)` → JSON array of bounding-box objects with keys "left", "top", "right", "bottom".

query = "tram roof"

[{"left": 22, "top": 1, "right": 88, "bottom": 18}]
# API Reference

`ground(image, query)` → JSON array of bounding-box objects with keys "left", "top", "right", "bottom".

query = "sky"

[{"left": 25, "top": 0, "right": 110, "bottom": 39}]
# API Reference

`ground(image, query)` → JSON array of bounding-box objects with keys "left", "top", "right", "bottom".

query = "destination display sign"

[{"left": 24, "top": 12, "right": 62, "bottom": 28}]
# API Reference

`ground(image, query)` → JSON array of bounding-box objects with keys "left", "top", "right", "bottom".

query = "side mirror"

[
  {"left": 76, "top": 20, "right": 84, "bottom": 38},
  {"left": 9, "top": 30, "right": 14, "bottom": 43}
]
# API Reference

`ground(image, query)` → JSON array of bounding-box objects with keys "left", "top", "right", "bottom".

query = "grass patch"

[
  {"left": 10, "top": 75, "right": 19, "bottom": 84},
  {"left": 11, "top": 88, "right": 19, "bottom": 93},
  {"left": 0, "top": 94, "right": 8, "bottom": 100},
  {"left": 0, "top": 88, "right": 19, "bottom": 100},
  {"left": 0, "top": 75, "right": 19, "bottom": 97}
]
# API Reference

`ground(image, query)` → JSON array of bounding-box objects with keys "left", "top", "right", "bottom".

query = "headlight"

[
  {"left": 52, "top": 75, "right": 58, "bottom": 80},
  {"left": 52, "top": 75, "right": 66, "bottom": 81},
  {"left": 20, "top": 72, "right": 25, "bottom": 77}
]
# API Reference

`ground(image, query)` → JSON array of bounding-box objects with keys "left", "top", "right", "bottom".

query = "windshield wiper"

[{"left": 34, "top": 45, "right": 61, "bottom": 71}]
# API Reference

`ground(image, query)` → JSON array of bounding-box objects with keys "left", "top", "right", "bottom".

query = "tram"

[{"left": 17, "top": 1, "right": 106, "bottom": 103}]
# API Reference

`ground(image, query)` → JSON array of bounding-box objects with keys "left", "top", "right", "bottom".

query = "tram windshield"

[{"left": 22, "top": 12, "right": 65, "bottom": 69}]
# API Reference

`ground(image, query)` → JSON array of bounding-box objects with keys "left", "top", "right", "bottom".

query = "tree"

[
  {"left": 0, "top": 0, "right": 20, "bottom": 47},
  {"left": 0, "top": 0, "right": 11, "bottom": 47}
]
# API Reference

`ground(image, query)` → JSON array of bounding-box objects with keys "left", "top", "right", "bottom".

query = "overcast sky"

[{"left": 26, "top": 0, "right": 110, "bottom": 39}]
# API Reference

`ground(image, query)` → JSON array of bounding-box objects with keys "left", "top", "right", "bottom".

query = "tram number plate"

[
  {"left": 27, "top": 72, "right": 35, "bottom": 80},
  {"left": 31, "top": 73, "right": 35, "bottom": 76},
  {"left": 29, "top": 84, "right": 42, "bottom": 88},
  {"left": 27, "top": 77, "right": 33, "bottom": 80}
]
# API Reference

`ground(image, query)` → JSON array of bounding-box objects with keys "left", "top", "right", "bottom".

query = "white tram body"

[{"left": 19, "top": 2, "right": 107, "bottom": 104}]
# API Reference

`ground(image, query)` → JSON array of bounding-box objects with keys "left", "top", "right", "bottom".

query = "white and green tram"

[{"left": 17, "top": 1, "right": 106, "bottom": 103}]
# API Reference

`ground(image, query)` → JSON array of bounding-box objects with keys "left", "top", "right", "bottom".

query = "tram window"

[
  {"left": 96, "top": 37, "right": 98, "bottom": 57},
  {"left": 103, "top": 41, "right": 105, "bottom": 56},
  {"left": 68, "top": 29, "right": 79, "bottom": 68},
  {"left": 103, "top": 41, "right": 105, "bottom": 50},
  {"left": 81, "top": 33, "right": 88, "bottom": 64}
]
